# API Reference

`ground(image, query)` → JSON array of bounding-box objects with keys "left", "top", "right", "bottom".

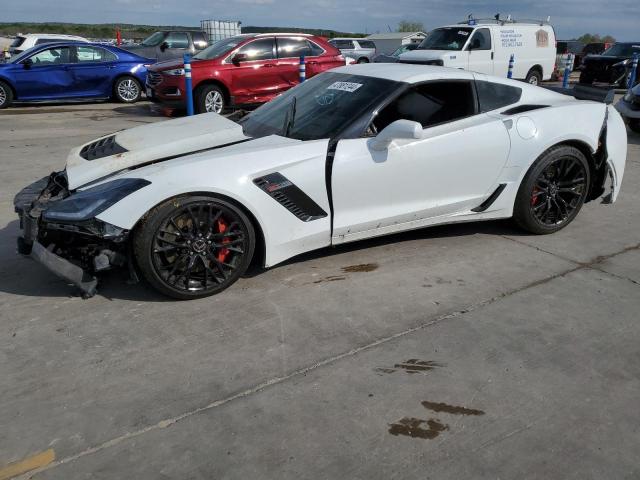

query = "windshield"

[
  {"left": 193, "top": 36, "right": 245, "bottom": 60},
  {"left": 141, "top": 32, "right": 166, "bottom": 47},
  {"left": 602, "top": 43, "right": 640, "bottom": 57},
  {"left": 239, "top": 72, "right": 402, "bottom": 141},
  {"left": 418, "top": 27, "right": 473, "bottom": 51},
  {"left": 10, "top": 36, "right": 26, "bottom": 48}
]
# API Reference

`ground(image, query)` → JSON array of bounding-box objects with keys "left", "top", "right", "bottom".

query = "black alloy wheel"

[
  {"left": 514, "top": 145, "right": 590, "bottom": 234},
  {"left": 134, "top": 196, "right": 255, "bottom": 299}
]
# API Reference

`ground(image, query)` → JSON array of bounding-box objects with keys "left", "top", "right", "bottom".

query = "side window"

[
  {"left": 358, "top": 40, "right": 376, "bottom": 49},
  {"left": 307, "top": 41, "right": 324, "bottom": 56},
  {"left": 236, "top": 38, "right": 276, "bottom": 61},
  {"left": 35, "top": 38, "right": 59, "bottom": 45},
  {"left": 76, "top": 46, "right": 117, "bottom": 62},
  {"left": 372, "top": 81, "right": 476, "bottom": 132},
  {"left": 165, "top": 32, "right": 189, "bottom": 49},
  {"left": 192, "top": 32, "right": 208, "bottom": 50},
  {"left": 29, "top": 47, "right": 72, "bottom": 65},
  {"left": 475, "top": 80, "right": 522, "bottom": 112},
  {"left": 277, "top": 37, "right": 313, "bottom": 58},
  {"left": 333, "top": 40, "right": 354, "bottom": 49},
  {"left": 469, "top": 28, "right": 491, "bottom": 50}
]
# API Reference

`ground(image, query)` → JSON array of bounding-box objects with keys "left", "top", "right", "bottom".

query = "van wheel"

[
  {"left": 0, "top": 80, "right": 13, "bottom": 109},
  {"left": 525, "top": 69, "right": 542, "bottom": 86}
]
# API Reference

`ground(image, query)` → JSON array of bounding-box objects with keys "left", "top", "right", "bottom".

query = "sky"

[{"left": 3, "top": 0, "right": 637, "bottom": 41}]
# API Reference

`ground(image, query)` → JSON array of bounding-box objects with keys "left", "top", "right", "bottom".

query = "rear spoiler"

[{"left": 543, "top": 84, "right": 615, "bottom": 104}]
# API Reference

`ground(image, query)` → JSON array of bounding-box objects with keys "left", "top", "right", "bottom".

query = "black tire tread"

[
  {"left": 0, "top": 80, "right": 13, "bottom": 109},
  {"left": 513, "top": 144, "right": 590, "bottom": 235},
  {"left": 133, "top": 195, "right": 255, "bottom": 300}
]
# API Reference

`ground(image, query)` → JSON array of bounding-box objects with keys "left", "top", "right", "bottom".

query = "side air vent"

[
  {"left": 472, "top": 184, "right": 507, "bottom": 212},
  {"left": 254, "top": 173, "right": 327, "bottom": 222},
  {"left": 502, "top": 104, "right": 549, "bottom": 115},
  {"left": 79, "top": 135, "right": 128, "bottom": 161}
]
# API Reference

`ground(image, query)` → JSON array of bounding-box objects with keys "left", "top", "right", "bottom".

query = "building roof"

[{"left": 366, "top": 32, "right": 426, "bottom": 40}]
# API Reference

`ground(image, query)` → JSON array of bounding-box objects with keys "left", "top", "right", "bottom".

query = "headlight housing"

[
  {"left": 42, "top": 178, "right": 150, "bottom": 222},
  {"left": 163, "top": 68, "right": 185, "bottom": 76}
]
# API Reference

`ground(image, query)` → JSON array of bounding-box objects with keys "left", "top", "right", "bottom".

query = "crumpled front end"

[{"left": 14, "top": 172, "right": 132, "bottom": 298}]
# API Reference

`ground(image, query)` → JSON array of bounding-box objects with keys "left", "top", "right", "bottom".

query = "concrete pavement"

[{"left": 0, "top": 101, "right": 638, "bottom": 479}]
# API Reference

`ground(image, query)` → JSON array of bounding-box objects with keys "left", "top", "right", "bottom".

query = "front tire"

[
  {"left": 134, "top": 196, "right": 256, "bottom": 300},
  {"left": 195, "top": 84, "right": 226, "bottom": 114},
  {"left": 0, "top": 80, "right": 13, "bottom": 109},
  {"left": 114, "top": 76, "right": 141, "bottom": 103},
  {"left": 525, "top": 69, "right": 542, "bottom": 86},
  {"left": 629, "top": 119, "right": 640, "bottom": 134},
  {"left": 513, "top": 145, "right": 590, "bottom": 235}
]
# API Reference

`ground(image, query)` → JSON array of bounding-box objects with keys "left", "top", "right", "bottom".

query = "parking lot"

[{"left": 1, "top": 99, "right": 639, "bottom": 479}]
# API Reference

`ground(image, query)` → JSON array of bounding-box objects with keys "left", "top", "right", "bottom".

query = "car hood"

[
  {"left": 65, "top": 113, "right": 250, "bottom": 189},
  {"left": 583, "top": 55, "right": 627, "bottom": 65},
  {"left": 398, "top": 50, "right": 448, "bottom": 62}
]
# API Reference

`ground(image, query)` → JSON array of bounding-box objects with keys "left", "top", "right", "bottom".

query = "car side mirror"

[
  {"left": 370, "top": 119, "right": 423, "bottom": 151},
  {"left": 232, "top": 53, "right": 248, "bottom": 65},
  {"left": 160, "top": 41, "right": 169, "bottom": 52},
  {"left": 22, "top": 58, "right": 33, "bottom": 69}
]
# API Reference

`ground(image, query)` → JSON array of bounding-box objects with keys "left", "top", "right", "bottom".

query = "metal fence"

[{"left": 200, "top": 20, "right": 242, "bottom": 44}]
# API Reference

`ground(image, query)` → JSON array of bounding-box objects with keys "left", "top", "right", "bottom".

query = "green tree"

[
  {"left": 398, "top": 21, "right": 424, "bottom": 33},
  {"left": 575, "top": 33, "right": 615, "bottom": 44}
]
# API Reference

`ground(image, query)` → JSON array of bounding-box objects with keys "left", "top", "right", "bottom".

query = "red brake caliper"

[
  {"left": 217, "top": 218, "right": 230, "bottom": 263},
  {"left": 531, "top": 187, "right": 540, "bottom": 206}
]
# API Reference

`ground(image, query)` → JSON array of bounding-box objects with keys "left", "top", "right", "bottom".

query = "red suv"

[{"left": 146, "top": 33, "right": 346, "bottom": 113}]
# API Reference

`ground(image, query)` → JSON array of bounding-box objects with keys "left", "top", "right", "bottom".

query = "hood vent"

[{"left": 80, "top": 135, "right": 128, "bottom": 161}]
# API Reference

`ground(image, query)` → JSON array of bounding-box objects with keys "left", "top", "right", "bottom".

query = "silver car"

[{"left": 328, "top": 38, "right": 377, "bottom": 63}]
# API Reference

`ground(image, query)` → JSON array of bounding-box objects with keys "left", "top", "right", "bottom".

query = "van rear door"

[{"left": 467, "top": 28, "right": 493, "bottom": 74}]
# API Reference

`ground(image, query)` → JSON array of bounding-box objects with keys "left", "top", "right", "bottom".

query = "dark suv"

[
  {"left": 579, "top": 42, "right": 640, "bottom": 87},
  {"left": 122, "top": 30, "right": 208, "bottom": 61}
]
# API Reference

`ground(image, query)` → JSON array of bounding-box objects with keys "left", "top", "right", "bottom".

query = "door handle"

[{"left": 263, "top": 63, "right": 276, "bottom": 68}]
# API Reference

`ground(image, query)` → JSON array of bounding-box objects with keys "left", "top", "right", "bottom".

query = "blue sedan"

[{"left": 0, "top": 42, "right": 153, "bottom": 108}]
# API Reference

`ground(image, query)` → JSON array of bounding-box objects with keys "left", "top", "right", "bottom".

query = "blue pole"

[
  {"left": 183, "top": 53, "right": 194, "bottom": 116},
  {"left": 562, "top": 53, "right": 573, "bottom": 89},
  {"left": 507, "top": 54, "right": 514, "bottom": 79},
  {"left": 299, "top": 56, "right": 306, "bottom": 83},
  {"left": 627, "top": 53, "right": 639, "bottom": 90}
]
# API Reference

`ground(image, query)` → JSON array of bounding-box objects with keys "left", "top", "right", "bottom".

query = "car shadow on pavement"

[{"left": 0, "top": 216, "right": 528, "bottom": 301}]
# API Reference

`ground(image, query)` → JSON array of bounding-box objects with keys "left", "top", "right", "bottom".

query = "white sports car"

[{"left": 14, "top": 64, "right": 627, "bottom": 299}]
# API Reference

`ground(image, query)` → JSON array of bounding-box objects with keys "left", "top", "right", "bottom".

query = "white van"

[
  {"left": 8, "top": 34, "right": 89, "bottom": 57},
  {"left": 399, "top": 18, "right": 556, "bottom": 85}
]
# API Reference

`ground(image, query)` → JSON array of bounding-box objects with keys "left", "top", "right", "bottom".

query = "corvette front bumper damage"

[{"left": 14, "top": 172, "right": 129, "bottom": 298}]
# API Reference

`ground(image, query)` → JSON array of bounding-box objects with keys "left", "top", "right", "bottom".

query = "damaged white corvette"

[{"left": 14, "top": 64, "right": 627, "bottom": 299}]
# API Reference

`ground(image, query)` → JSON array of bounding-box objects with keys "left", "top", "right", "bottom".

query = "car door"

[
  {"left": 466, "top": 28, "right": 493, "bottom": 74},
  {"left": 227, "top": 37, "right": 279, "bottom": 104},
  {"left": 68, "top": 45, "right": 117, "bottom": 97},
  {"left": 12, "top": 46, "right": 75, "bottom": 100},
  {"left": 158, "top": 32, "right": 190, "bottom": 61},
  {"left": 331, "top": 79, "right": 510, "bottom": 241}
]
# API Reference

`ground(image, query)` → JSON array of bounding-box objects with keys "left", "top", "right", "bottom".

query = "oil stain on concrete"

[
  {"left": 375, "top": 359, "right": 445, "bottom": 375},
  {"left": 422, "top": 401, "right": 485, "bottom": 416},
  {"left": 388, "top": 417, "right": 449, "bottom": 440}
]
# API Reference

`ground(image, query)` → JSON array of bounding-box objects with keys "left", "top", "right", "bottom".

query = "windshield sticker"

[
  {"left": 457, "top": 31, "right": 470, "bottom": 36},
  {"left": 327, "top": 81, "right": 363, "bottom": 93}
]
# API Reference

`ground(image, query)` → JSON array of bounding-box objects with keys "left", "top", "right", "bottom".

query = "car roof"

[
  {"left": 20, "top": 33, "right": 86, "bottom": 39},
  {"left": 331, "top": 63, "right": 476, "bottom": 83},
  {"left": 252, "top": 33, "right": 315, "bottom": 37}
]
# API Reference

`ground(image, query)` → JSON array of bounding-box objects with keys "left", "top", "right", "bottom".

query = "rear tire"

[
  {"left": 113, "top": 76, "right": 141, "bottom": 103},
  {"left": 195, "top": 84, "right": 226, "bottom": 114},
  {"left": 513, "top": 145, "right": 590, "bottom": 235},
  {"left": 134, "top": 195, "right": 255, "bottom": 300},
  {"left": 0, "top": 80, "right": 13, "bottom": 109},
  {"left": 525, "top": 69, "right": 542, "bottom": 86},
  {"left": 579, "top": 72, "right": 594, "bottom": 84}
]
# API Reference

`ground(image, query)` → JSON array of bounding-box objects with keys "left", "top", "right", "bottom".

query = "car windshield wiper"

[{"left": 282, "top": 96, "right": 297, "bottom": 137}]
